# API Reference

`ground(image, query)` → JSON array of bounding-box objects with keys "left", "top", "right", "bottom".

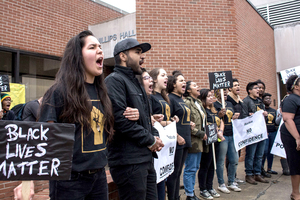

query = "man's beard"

[{"left": 126, "top": 56, "right": 142, "bottom": 75}]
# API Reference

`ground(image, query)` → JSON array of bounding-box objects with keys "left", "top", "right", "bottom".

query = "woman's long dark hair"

[
  {"left": 40, "top": 30, "right": 114, "bottom": 141},
  {"left": 199, "top": 88, "right": 217, "bottom": 113},
  {"left": 167, "top": 70, "right": 183, "bottom": 94},
  {"left": 149, "top": 68, "right": 170, "bottom": 104}
]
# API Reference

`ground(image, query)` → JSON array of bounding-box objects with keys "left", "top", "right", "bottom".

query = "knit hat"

[{"left": 1, "top": 93, "right": 11, "bottom": 102}]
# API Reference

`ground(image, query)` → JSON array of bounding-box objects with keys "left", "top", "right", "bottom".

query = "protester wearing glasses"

[
  {"left": 241, "top": 81, "right": 269, "bottom": 185},
  {"left": 0, "top": 93, "right": 15, "bottom": 120},
  {"left": 280, "top": 75, "right": 300, "bottom": 200}
]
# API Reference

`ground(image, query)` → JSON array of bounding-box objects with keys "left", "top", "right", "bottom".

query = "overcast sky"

[{"left": 100, "top": 0, "right": 136, "bottom": 13}]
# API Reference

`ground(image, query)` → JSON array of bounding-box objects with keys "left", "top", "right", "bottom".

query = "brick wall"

[
  {"left": 136, "top": 0, "right": 239, "bottom": 89},
  {"left": 235, "top": 0, "right": 277, "bottom": 103},
  {"left": 0, "top": 0, "right": 124, "bottom": 57},
  {"left": 136, "top": 0, "right": 276, "bottom": 102}
]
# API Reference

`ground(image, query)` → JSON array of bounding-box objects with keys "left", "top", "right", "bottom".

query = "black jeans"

[
  {"left": 110, "top": 162, "right": 157, "bottom": 200},
  {"left": 166, "top": 147, "right": 188, "bottom": 200},
  {"left": 198, "top": 145, "right": 214, "bottom": 191},
  {"left": 49, "top": 168, "right": 108, "bottom": 200}
]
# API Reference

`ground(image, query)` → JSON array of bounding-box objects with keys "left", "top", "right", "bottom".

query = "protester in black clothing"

[
  {"left": 166, "top": 70, "right": 192, "bottom": 200},
  {"left": 105, "top": 38, "right": 164, "bottom": 200},
  {"left": 22, "top": 97, "right": 43, "bottom": 121},
  {"left": 38, "top": 30, "right": 115, "bottom": 200},
  {"left": 241, "top": 81, "right": 269, "bottom": 185},
  {"left": 261, "top": 93, "right": 278, "bottom": 175},
  {"left": 1, "top": 93, "right": 15, "bottom": 120},
  {"left": 280, "top": 75, "right": 300, "bottom": 200},
  {"left": 197, "top": 89, "right": 224, "bottom": 199}
]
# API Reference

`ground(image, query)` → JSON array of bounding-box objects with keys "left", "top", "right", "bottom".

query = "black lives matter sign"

[
  {"left": 205, "top": 123, "right": 218, "bottom": 145},
  {"left": 0, "top": 75, "right": 10, "bottom": 92},
  {"left": 0, "top": 121, "right": 75, "bottom": 180},
  {"left": 208, "top": 71, "right": 233, "bottom": 90}
]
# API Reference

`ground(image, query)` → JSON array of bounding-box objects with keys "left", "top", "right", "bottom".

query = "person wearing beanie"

[{"left": 1, "top": 93, "right": 15, "bottom": 120}]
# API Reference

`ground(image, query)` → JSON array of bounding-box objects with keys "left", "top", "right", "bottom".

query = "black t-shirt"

[
  {"left": 265, "top": 107, "right": 277, "bottom": 133},
  {"left": 150, "top": 93, "right": 171, "bottom": 121},
  {"left": 214, "top": 101, "right": 235, "bottom": 136},
  {"left": 206, "top": 108, "right": 221, "bottom": 127},
  {"left": 39, "top": 83, "right": 108, "bottom": 172},
  {"left": 169, "top": 93, "right": 191, "bottom": 149},
  {"left": 253, "top": 97, "right": 265, "bottom": 111},
  {"left": 227, "top": 95, "right": 242, "bottom": 115},
  {"left": 22, "top": 100, "right": 39, "bottom": 121},
  {"left": 281, "top": 94, "right": 300, "bottom": 136}
]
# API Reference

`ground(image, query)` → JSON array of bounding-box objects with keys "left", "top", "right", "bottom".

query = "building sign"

[{"left": 89, "top": 13, "right": 136, "bottom": 59}]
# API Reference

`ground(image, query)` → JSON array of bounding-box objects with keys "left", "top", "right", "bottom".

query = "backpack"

[{"left": 11, "top": 103, "right": 26, "bottom": 120}]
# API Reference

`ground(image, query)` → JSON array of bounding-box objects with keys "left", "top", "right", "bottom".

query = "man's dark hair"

[
  {"left": 114, "top": 50, "right": 128, "bottom": 65},
  {"left": 262, "top": 93, "right": 272, "bottom": 100},
  {"left": 256, "top": 79, "right": 266, "bottom": 89},
  {"left": 232, "top": 78, "right": 239, "bottom": 83},
  {"left": 246, "top": 81, "right": 258, "bottom": 95}
]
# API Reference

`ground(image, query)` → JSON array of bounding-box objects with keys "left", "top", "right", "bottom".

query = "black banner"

[
  {"left": 205, "top": 123, "right": 218, "bottom": 145},
  {"left": 208, "top": 71, "right": 233, "bottom": 90},
  {"left": 0, "top": 120, "right": 75, "bottom": 180},
  {"left": 0, "top": 75, "right": 10, "bottom": 92}
]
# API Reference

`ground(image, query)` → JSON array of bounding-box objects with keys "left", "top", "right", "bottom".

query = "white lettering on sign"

[{"left": 1, "top": 123, "right": 61, "bottom": 179}]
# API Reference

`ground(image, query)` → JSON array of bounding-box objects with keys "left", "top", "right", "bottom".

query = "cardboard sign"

[
  {"left": 205, "top": 123, "right": 218, "bottom": 145},
  {"left": 232, "top": 110, "right": 268, "bottom": 151},
  {"left": 154, "top": 122, "right": 177, "bottom": 183},
  {"left": 208, "top": 71, "right": 233, "bottom": 90},
  {"left": 0, "top": 120, "right": 75, "bottom": 180},
  {"left": 270, "top": 120, "right": 286, "bottom": 158},
  {"left": 280, "top": 66, "right": 300, "bottom": 84},
  {"left": 0, "top": 75, "right": 10, "bottom": 92}
]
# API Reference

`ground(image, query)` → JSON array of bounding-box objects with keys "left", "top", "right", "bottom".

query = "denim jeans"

[
  {"left": 183, "top": 152, "right": 202, "bottom": 196},
  {"left": 216, "top": 136, "right": 239, "bottom": 185},
  {"left": 157, "top": 179, "right": 165, "bottom": 200},
  {"left": 262, "top": 131, "right": 277, "bottom": 170},
  {"left": 49, "top": 168, "right": 108, "bottom": 200},
  {"left": 245, "top": 140, "right": 266, "bottom": 175}
]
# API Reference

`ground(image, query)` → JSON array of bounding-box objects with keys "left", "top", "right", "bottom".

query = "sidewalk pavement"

[{"left": 179, "top": 156, "right": 292, "bottom": 200}]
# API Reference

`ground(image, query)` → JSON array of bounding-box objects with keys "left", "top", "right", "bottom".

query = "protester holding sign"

[
  {"left": 149, "top": 68, "right": 176, "bottom": 200},
  {"left": 38, "top": 30, "right": 115, "bottom": 200},
  {"left": 241, "top": 81, "right": 269, "bottom": 185},
  {"left": 214, "top": 89, "right": 241, "bottom": 193},
  {"left": 1, "top": 93, "right": 15, "bottom": 120},
  {"left": 261, "top": 93, "right": 278, "bottom": 175},
  {"left": 166, "top": 71, "right": 192, "bottom": 200},
  {"left": 182, "top": 81, "right": 207, "bottom": 200},
  {"left": 198, "top": 89, "right": 224, "bottom": 199},
  {"left": 280, "top": 75, "right": 300, "bottom": 200}
]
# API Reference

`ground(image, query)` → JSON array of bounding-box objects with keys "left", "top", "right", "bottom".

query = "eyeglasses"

[
  {"left": 3, "top": 98, "right": 12, "bottom": 102},
  {"left": 142, "top": 76, "right": 153, "bottom": 81},
  {"left": 253, "top": 87, "right": 259, "bottom": 90}
]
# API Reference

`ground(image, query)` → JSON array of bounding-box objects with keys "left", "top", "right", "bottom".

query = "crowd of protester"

[{"left": 1, "top": 30, "right": 298, "bottom": 200}]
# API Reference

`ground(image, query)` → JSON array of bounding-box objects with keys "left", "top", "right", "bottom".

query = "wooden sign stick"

[{"left": 21, "top": 181, "right": 31, "bottom": 200}]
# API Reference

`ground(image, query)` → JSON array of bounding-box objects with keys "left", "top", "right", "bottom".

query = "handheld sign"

[
  {"left": 208, "top": 71, "right": 233, "bottom": 90},
  {"left": 0, "top": 75, "right": 10, "bottom": 92},
  {"left": 205, "top": 123, "right": 218, "bottom": 145},
  {"left": 0, "top": 120, "right": 75, "bottom": 180}
]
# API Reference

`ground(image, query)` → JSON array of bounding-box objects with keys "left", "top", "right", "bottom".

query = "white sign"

[
  {"left": 153, "top": 122, "right": 177, "bottom": 183},
  {"left": 280, "top": 66, "right": 300, "bottom": 84},
  {"left": 270, "top": 120, "right": 286, "bottom": 158},
  {"left": 232, "top": 110, "right": 268, "bottom": 151}
]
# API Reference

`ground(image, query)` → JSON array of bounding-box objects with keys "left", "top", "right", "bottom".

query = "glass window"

[
  {"left": 20, "top": 55, "right": 60, "bottom": 102},
  {"left": 0, "top": 51, "right": 12, "bottom": 82}
]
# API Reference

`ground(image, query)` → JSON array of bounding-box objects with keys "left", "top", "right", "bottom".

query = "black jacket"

[{"left": 105, "top": 65, "right": 157, "bottom": 167}]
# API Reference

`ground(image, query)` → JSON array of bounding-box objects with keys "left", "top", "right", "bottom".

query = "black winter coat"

[{"left": 105, "top": 65, "right": 157, "bottom": 167}]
